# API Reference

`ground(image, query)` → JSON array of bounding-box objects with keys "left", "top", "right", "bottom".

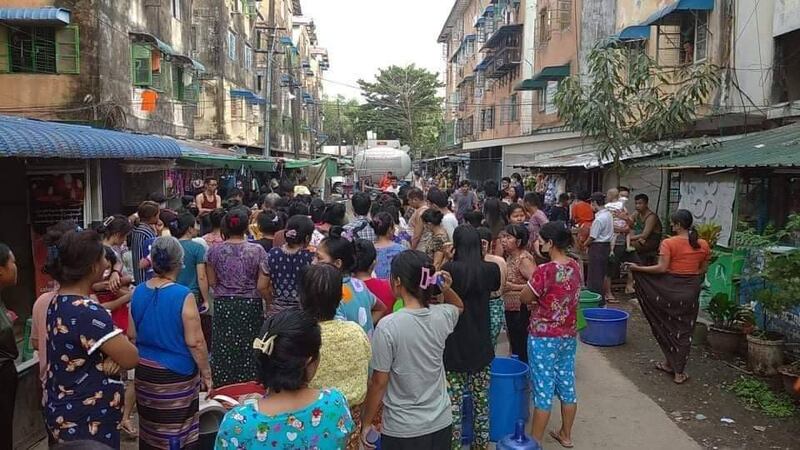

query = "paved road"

[{"left": 547, "top": 342, "right": 701, "bottom": 449}]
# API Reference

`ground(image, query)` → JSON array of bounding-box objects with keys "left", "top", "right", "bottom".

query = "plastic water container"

[
  {"left": 461, "top": 391, "right": 474, "bottom": 445},
  {"left": 580, "top": 308, "right": 630, "bottom": 346},
  {"left": 497, "top": 420, "right": 542, "bottom": 450},
  {"left": 579, "top": 290, "right": 602, "bottom": 309},
  {"left": 365, "top": 427, "right": 381, "bottom": 449},
  {"left": 489, "top": 357, "right": 530, "bottom": 442}
]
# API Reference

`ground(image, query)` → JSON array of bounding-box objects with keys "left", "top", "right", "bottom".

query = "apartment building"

[
  {"left": 0, "top": 0, "right": 204, "bottom": 138},
  {"left": 255, "top": 0, "right": 328, "bottom": 158},
  {"left": 439, "top": 0, "right": 615, "bottom": 178},
  {"left": 192, "top": 0, "right": 263, "bottom": 152}
]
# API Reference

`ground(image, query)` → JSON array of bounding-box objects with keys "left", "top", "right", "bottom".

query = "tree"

[
  {"left": 356, "top": 64, "right": 444, "bottom": 158},
  {"left": 554, "top": 43, "right": 721, "bottom": 170},
  {"left": 321, "top": 95, "right": 360, "bottom": 146}
]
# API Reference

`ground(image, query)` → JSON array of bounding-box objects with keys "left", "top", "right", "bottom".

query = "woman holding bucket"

[{"left": 520, "top": 221, "right": 581, "bottom": 448}]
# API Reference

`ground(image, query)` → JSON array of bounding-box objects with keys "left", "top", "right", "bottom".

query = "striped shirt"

[{"left": 131, "top": 224, "right": 156, "bottom": 285}]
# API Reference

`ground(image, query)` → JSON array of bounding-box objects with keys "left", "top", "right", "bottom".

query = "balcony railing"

[
  {"left": 486, "top": 47, "right": 520, "bottom": 79},
  {"left": 493, "top": 46, "right": 521, "bottom": 72}
]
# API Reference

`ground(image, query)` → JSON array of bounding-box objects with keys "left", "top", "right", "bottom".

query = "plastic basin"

[
  {"left": 489, "top": 357, "right": 530, "bottom": 442},
  {"left": 580, "top": 308, "right": 629, "bottom": 347},
  {"left": 579, "top": 290, "right": 602, "bottom": 309}
]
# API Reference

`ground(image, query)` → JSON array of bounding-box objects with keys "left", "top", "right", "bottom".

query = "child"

[
  {"left": 352, "top": 238, "right": 397, "bottom": 312},
  {"left": 605, "top": 188, "right": 632, "bottom": 252},
  {"left": 520, "top": 221, "right": 581, "bottom": 448},
  {"left": 314, "top": 228, "right": 387, "bottom": 336}
]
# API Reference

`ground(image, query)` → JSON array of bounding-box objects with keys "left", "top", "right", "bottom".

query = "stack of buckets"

[{"left": 579, "top": 289, "right": 630, "bottom": 346}]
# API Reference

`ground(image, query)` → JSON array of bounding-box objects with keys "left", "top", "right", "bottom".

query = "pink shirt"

[
  {"left": 31, "top": 291, "right": 58, "bottom": 385},
  {"left": 527, "top": 259, "right": 581, "bottom": 338}
]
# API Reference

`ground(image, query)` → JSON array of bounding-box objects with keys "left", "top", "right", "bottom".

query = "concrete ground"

[
  {"left": 492, "top": 334, "right": 700, "bottom": 450},
  {"left": 548, "top": 342, "right": 701, "bottom": 450}
]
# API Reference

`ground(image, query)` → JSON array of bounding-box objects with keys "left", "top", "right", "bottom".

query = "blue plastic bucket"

[
  {"left": 580, "top": 308, "right": 630, "bottom": 346},
  {"left": 489, "top": 357, "right": 530, "bottom": 442}
]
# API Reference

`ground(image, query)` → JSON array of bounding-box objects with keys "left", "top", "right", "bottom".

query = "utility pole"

[
  {"left": 262, "top": 0, "right": 277, "bottom": 157},
  {"left": 337, "top": 98, "right": 343, "bottom": 157}
]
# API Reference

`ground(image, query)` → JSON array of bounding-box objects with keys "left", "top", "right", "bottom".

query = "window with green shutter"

[
  {"left": 152, "top": 59, "right": 170, "bottom": 92},
  {"left": 131, "top": 43, "right": 153, "bottom": 86},
  {"left": 0, "top": 28, "right": 9, "bottom": 73},
  {"left": 172, "top": 65, "right": 184, "bottom": 100},
  {"left": 55, "top": 25, "right": 80, "bottom": 74}
]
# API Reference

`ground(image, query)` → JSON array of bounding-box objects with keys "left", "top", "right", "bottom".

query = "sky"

[{"left": 301, "top": 0, "right": 455, "bottom": 100}]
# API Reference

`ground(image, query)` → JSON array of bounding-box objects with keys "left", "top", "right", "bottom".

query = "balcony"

[
  {"left": 486, "top": 47, "right": 520, "bottom": 79},
  {"left": 493, "top": 46, "right": 521, "bottom": 72}
]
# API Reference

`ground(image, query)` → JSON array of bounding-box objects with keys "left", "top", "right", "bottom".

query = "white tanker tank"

[{"left": 353, "top": 146, "right": 412, "bottom": 182}]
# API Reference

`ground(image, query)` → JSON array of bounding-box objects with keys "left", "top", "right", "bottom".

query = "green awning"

[
  {"left": 180, "top": 153, "right": 277, "bottom": 171},
  {"left": 634, "top": 123, "right": 800, "bottom": 169},
  {"left": 514, "top": 64, "right": 571, "bottom": 91},
  {"left": 284, "top": 156, "right": 332, "bottom": 169}
]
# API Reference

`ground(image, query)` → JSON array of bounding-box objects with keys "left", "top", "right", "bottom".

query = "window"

[
  {"left": 256, "top": 74, "right": 263, "bottom": 91},
  {"left": 538, "top": 89, "right": 546, "bottom": 112},
  {"left": 557, "top": 0, "right": 571, "bottom": 30},
  {"left": 658, "top": 11, "right": 709, "bottom": 66},
  {"left": 510, "top": 94, "right": 518, "bottom": 122},
  {"left": 171, "top": 65, "right": 198, "bottom": 102},
  {"left": 231, "top": 0, "right": 240, "bottom": 12},
  {"left": 231, "top": 97, "right": 243, "bottom": 119},
  {"left": 481, "top": 107, "right": 495, "bottom": 130},
  {"left": 693, "top": 11, "right": 708, "bottom": 63},
  {"left": 131, "top": 43, "right": 154, "bottom": 86},
  {"left": 538, "top": 9, "right": 551, "bottom": 45},
  {"left": 171, "top": 0, "right": 182, "bottom": 20},
  {"left": 0, "top": 26, "right": 80, "bottom": 75},
  {"left": 245, "top": 45, "right": 253, "bottom": 70},
  {"left": 130, "top": 43, "right": 176, "bottom": 92},
  {"left": 227, "top": 30, "right": 237, "bottom": 60}
]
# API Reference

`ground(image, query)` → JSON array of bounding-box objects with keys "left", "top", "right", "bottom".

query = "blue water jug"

[
  {"left": 461, "top": 390, "right": 474, "bottom": 445},
  {"left": 497, "top": 420, "right": 541, "bottom": 450}
]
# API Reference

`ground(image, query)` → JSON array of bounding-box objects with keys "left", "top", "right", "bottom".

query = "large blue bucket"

[
  {"left": 580, "top": 308, "right": 630, "bottom": 346},
  {"left": 489, "top": 357, "right": 530, "bottom": 442}
]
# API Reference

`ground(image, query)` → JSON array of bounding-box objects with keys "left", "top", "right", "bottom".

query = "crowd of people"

[{"left": 0, "top": 173, "right": 715, "bottom": 450}]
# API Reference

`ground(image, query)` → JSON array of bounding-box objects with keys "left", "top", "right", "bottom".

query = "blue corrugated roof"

[
  {"left": 0, "top": 115, "right": 181, "bottom": 159},
  {"left": 0, "top": 7, "right": 71, "bottom": 25}
]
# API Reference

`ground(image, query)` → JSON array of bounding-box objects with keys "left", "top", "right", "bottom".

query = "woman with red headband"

[{"left": 206, "top": 206, "right": 270, "bottom": 387}]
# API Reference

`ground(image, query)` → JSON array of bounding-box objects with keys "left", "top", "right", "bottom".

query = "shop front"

[{"left": 0, "top": 114, "right": 182, "bottom": 448}]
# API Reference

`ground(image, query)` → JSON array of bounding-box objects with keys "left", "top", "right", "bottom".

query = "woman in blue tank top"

[{"left": 130, "top": 236, "right": 212, "bottom": 449}]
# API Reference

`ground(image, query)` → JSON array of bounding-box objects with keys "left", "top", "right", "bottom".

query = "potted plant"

[
  {"left": 751, "top": 249, "right": 800, "bottom": 375},
  {"left": 705, "top": 293, "right": 754, "bottom": 356},
  {"left": 777, "top": 360, "right": 800, "bottom": 400},
  {"left": 697, "top": 222, "right": 722, "bottom": 248}
]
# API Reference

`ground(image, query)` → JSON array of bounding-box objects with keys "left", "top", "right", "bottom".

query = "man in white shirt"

[
  {"left": 583, "top": 192, "right": 614, "bottom": 306},
  {"left": 427, "top": 189, "right": 458, "bottom": 240}
]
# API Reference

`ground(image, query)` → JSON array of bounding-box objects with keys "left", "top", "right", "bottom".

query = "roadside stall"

[
  {"left": 634, "top": 123, "right": 800, "bottom": 346},
  {"left": 0, "top": 114, "right": 181, "bottom": 449}
]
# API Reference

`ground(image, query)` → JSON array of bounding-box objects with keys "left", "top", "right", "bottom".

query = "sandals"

[
  {"left": 119, "top": 419, "right": 138, "bottom": 438},
  {"left": 549, "top": 430, "right": 575, "bottom": 448},
  {"left": 673, "top": 373, "right": 690, "bottom": 385},
  {"left": 654, "top": 362, "right": 674, "bottom": 374}
]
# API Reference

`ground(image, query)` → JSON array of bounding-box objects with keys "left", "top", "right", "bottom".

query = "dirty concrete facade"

[
  {"left": 0, "top": 0, "right": 328, "bottom": 155},
  {"left": 0, "top": 0, "right": 199, "bottom": 137}
]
